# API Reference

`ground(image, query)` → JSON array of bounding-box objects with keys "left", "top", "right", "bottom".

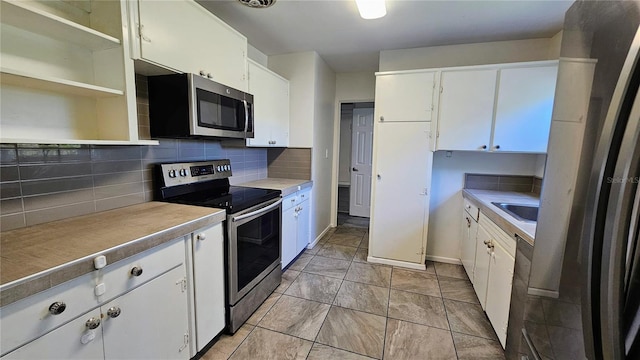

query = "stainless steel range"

[{"left": 156, "top": 160, "right": 282, "bottom": 333}]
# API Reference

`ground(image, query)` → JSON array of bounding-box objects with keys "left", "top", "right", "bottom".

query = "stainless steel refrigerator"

[{"left": 507, "top": 1, "right": 640, "bottom": 359}]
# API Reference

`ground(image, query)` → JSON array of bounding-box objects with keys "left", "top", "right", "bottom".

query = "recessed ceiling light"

[{"left": 355, "top": 0, "right": 386, "bottom": 20}]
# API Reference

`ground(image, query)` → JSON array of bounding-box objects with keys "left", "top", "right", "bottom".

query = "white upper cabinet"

[
  {"left": 375, "top": 71, "right": 436, "bottom": 122},
  {"left": 492, "top": 65, "right": 558, "bottom": 153},
  {"left": 0, "top": 0, "right": 152, "bottom": 144},
  {"left": 437, "top": 69, "right": 497, "bottom": 151},
  {"left": 131, "top": 0, "right": 248, "bottom": 92},
  {"left": 246, "top": 60, "right": 290, "bottom": 147},
  {"left": 435, "top": 61, "right": 558, "bottom": 153}
]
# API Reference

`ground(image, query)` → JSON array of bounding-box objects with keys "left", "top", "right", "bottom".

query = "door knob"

[
  {"left": 85, "top": 317, "right": 101, "bottom": 330},
  {"left": 352, "top": 167, "right": 359, "bottom": 172}
]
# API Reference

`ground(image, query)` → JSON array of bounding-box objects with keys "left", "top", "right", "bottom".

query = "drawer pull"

[
  {"left": 130, "top": 266, "right": 143, "bottom": 277},
  {"left": 85, "top": 317, "right": 101, "bottom": 330},
  {"left": 107, "top": 307, "right": 121, "bottom": 318},
  {"left": 48, "top": 301, "right": 66, "bottom": 315}
]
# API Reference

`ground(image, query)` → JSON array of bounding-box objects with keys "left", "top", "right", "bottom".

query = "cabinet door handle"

[
  {"left": 380, "top": 116, "right": 384, "bottom": 122},
  {"left": 493, "top": 145, "right": 501, "bottom": 150},
  {"left": 197, "top": 233, "right": 206, "bottom": 241},
  {"left": 107, "top": 307, "right": 121, "bottom": 318},
  {"left": 49, "top": 301, "right": 66, "bottom": 315},
  {"left": 352, "top": 167, "right": 359, "bottom": 172},
  {"left": 481, "top": 145, "right": 487, "bottom": 150},
  {"left": 130, "top": 266, "right": 143, "bottom": 277},
  {"left": 85, "top": 317, "right": 101, "bottom": 330}
]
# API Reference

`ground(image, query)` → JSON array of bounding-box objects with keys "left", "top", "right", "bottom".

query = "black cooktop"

[{"left": 162, "top": 183, "right": 280, "bottom": 214}]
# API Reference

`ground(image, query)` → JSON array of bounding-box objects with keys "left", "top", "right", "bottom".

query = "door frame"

[{"left": 331, "top": 99, "right": 375, "bottom": 227}]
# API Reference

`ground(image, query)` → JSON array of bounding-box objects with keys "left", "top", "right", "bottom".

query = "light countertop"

[
  {"left": 239, "top": 178, "right": 313, "bottom": 197},
  {"left": 0, "top": 202, "right": 225, "bottom": 306},
  {"left": 463, "top": 189, "right": 539, "bottom": 245}
]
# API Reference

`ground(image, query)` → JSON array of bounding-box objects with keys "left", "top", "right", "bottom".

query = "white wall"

[
  {"left": 331, "top": 71, "right": 376, "bottom": 225},
  {"left": 247, "top": 44, "right": 268, "bottom": 67},
  {"left": 313, "top": 53, "right": 337, "bottom": 240},
  {"left": 535, "top": 154, "right": 547, "bottom": 178},
  {"left": 379, "top": 38, "right": 556, "bottom": 71},
  {"left": 428, "top": 151, "right": 540, "bottom": 260},
  {"left": 268, "top": 51, "right": 336, "bottom": 242},
  {"left": 268, "top": 52, "right": 315, "bottom": 148}
]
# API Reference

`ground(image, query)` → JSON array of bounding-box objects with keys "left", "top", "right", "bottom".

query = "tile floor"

[{"left": 202, "top": 223, "right": 506, "bottom": 360}]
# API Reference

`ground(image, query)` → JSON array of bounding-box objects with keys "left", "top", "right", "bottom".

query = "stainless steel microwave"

[{"left": 148, "top": 73, "right": 254, "bottom": 139}]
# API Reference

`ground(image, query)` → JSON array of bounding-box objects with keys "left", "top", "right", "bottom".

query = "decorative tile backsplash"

[
  {"left": 267, "top": 148, "right": 312, "bottom": 180},
  {"left": 464, "top": 173, "right": 543, "bottom": 195},
  {"left": 0, "top": 141, "right": 267, "bottom": 232}
]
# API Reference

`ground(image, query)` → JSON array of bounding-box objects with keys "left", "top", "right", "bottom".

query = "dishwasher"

[{"left": 461, "top": 198, "right": 480, "bottom": 281}]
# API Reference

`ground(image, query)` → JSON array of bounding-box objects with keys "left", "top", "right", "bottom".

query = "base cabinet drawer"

[
  {"left": 0, "top": 273, "right": 97, "bottom": 355},
  {"left": 2, "top": 307, "right": 104, "bottom": 360}
]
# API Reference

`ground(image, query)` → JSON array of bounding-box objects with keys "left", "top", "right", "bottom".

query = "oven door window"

[
  {"left": 196, "top": 89, "right": 246, "bottom": 131},
  {"left": 236, "top": 207, "right": 280, "bottom": 291}
]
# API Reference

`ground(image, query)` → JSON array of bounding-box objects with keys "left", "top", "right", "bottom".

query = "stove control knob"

[
  {"left": 217, "top": 166, "right": 222, "bottom": 171},
  {"left": 179, "top": 169, "right": 187, "bottom": 177},
  {"left": 168, "top": 169, "right": 177, "bottom": 178},
  {"left": 226, "top": 165, "right": 231, "bottom": 171}
]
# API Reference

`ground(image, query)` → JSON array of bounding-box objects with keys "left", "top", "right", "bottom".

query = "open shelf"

[
  {"left": 1, "top": 0, "right": 121, "bottom": 51},
  {"left": 1, "top": 68, "right": 124, "bottom": 98},
  {"left": 0, "top": 138, "right": 159, "bottom": 146}
]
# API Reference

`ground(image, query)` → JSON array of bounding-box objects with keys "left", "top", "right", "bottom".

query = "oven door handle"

[{"left": 232, "top": 198, "right": 282, "bottom": 223}]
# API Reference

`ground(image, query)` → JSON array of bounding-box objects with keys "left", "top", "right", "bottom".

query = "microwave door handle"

[
  {"left": 243, "top": 100, "right": 249, "bottom": 135},
  {"left": 232, "top": 198, "right": 282, "bottom": 223}
]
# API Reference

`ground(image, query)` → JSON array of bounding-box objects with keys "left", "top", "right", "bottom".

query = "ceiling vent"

[{"left": 237, "top": 0, "right": 276, "bottom": 8}]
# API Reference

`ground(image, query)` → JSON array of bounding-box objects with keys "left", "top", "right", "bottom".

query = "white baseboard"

[
  {"left": 527, "top": 287, "right": 560, "bottom": 298},
  {"left": 366, "top": 256, "right": 426, "bottom": 270},
  {"left": 307, "top": 225, "right": 334, "bottom": 249},
  {"left": 425, "top": 255, "right": 462, "bottom": 265}
]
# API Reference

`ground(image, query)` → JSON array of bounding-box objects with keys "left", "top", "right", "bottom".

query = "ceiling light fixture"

[
  {"left": 237, "top": 0, "right": 276, "bottom": 9},
  {"left": 355, "top": 0, "right": 386, "bottom": 20}
]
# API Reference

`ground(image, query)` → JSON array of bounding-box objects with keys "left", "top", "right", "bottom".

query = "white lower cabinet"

[
  {"left": 470, "top": 213, "right": 516, "bottom": 349},
  {"left": 102, "top": 265, "right": 190, "bottom": 360},
  {"left": 460, "top": 209, "right": 479, "bottom": 282},
  {"left": 473, "top": 223, "right": 492, "bottom": 310},
  {"left": 1, "top": 238, "right": 192, "bottom": 359},
  {"left": 281, "top": 187, "right": 312, "bottom": 268},
  {"left": 2, "top": 308, "right": 104, "bottom": 360},
  {"left": 191, "top": 223, "right": 225, "bottom": 352},
  {"left": 485, "top": 238, "right": 515, "bottom": 349}
]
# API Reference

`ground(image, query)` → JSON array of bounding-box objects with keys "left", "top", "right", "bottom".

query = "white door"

[
  {"left": 436, "top": 69, "right": 497, "bottom": 151},
  {"left": 350, "top": 108, "right": 374, "bottom": 217},
  {"left": 492, "top": 65, "right": 558, "bottom": 153},
  {"left": 2, "top": 308, "right": 104, "bottom": 360},
  {"left": 369, "top": 122, "right": 432, "bottom": 264},
  {"left": 485, "top": 241, "right": 515, "bottom": 348},
  {"left": 192, "top": 224, "right": 225, "bottom": 351},
  {"left": 375, "top": 72, "right": 436, "bottom": 122},
  {"left": 473, "top": 224, "right": 491, "bottom": 310},
  {"left": 102, "top": 266, "right": 190, "bottom": 360}
]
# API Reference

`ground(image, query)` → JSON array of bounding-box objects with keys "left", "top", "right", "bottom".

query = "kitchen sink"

[{"left": 491, "top": 202, "right": 539, "bottom": 222}]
